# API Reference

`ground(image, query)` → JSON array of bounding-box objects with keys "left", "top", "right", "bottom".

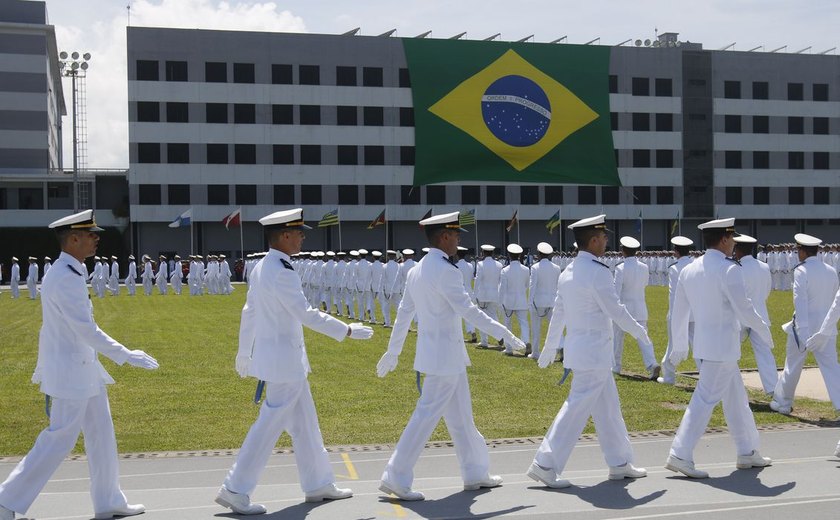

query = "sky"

[{"left": 43, "top": 0, "right": 840, "bottom": 169}]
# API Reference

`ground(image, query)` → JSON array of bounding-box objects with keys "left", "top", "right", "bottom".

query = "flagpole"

[
  {"left": 516, "top": 207, "right": 521, "bottom": 244},
  {"left": 474, "top": 208, "right": 479, "bottom": 255},
  {"left": 338, "top": 206, "right": 342, "bottom": 251},
  {"left": 239, "top": 207, "right": 244, "bottom": 261},
  {"left": 384, "top": 205, "right": 388, "bottom": 253}
]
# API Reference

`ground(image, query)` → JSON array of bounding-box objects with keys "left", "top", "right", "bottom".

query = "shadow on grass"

[
  {"left": 381, "top": 488, "right": 534, "bottom": 519},
  {"left": 528, "top": 478, "right": 666, "bottom": 509},
  {"left": 665, "top": 466, "right": 795, "bottom": 497}
]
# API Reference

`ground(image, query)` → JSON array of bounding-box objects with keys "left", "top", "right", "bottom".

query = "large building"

[{"left": 122, "top": 27, "right": 838, "bottom": 256}]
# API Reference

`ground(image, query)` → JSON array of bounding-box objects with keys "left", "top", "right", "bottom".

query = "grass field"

[{"left": 1, "top": 285, "right": 837, "bottom": 456}]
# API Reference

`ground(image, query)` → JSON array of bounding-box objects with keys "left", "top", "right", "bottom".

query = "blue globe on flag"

[{"left": 481, "top": 75, "right": 552, "bottom": 147}]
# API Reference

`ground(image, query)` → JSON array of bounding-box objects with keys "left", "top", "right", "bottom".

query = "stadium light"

[{"left": 58, "top": 50, "right": 91, "bottom": 212}]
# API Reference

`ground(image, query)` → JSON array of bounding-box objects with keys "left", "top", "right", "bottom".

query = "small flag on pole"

[
  {"left": 221, "top": 207, "right": 241, "bottom": 230},
  {"left": 546, "top": 210, "right": 561, "bottom": 233},
  {"left": 168, "top": 208, "right": 192, "bottom": 228},
  {"left": 459, "top": 209, "right": 476, "bottom": 226},
  {"left": 634, "top": 211, "right": 642, "bottom": 235},
  {"left": 367, "top": 209, "right": 386, "bottom": 229},
  {"left": 505, "top": 210, "right": 518, "bottom": 233},
  {"left": 670, "top": 210, "right": 680, "bottom": 236},
  {"left": 318, "top": 209, "right": 339, "bottom": 228}
]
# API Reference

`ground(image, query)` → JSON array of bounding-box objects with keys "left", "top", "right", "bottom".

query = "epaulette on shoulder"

[
  {"left": 442, "top": 256, "right": 458, "bottom": 269},
  {"left": 67, "top": 264, "right": 83, "bottom": 277},
  {"left": 592, "top": 259, "right": 609, "bottom": 269},
  {"left": 615, "top": 260, "right": 624, "bottom": 266},
  {"left": 726, "top": 257, "right": 742, "bottom": 266},
  {"left": 668, "top": 261, "right": 678, "bottom": 268},
  {"left": 794, "top": 261, "right": 806, "bottom": 270},
  {"left": 280, "top": 258, "right": 294, "bottom": 271}
]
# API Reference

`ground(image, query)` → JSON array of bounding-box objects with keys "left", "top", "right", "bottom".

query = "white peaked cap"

[
  {"left": 697, "top": 217, "right": 736, "bottom": 232},
  {"left": 456, "top": 246, "right": 468, "bottom": 251},
  {"left": 507, "top": 243, "right": 523, "bottom": 254},
  {"left": 733, "top": 234, "right": 757, "bottom": 244},
  {"left": 258, "top": 208, "right": 311, "bottom": 229},
  {"left": 358, "top": 248, "right": 369, "bottom": 255},
  {"left": 670, "top": 236, "right": 694, "bottom": 247},
  {"left": 620, "top": 236, "right": 641, "bottom": 249},
  {"left": 567, "top": 214, "right": 607, "bottom": 230},
  {"left": 794, "top": 233, "right": 822, "bottom": 247},
  {"left": 372, "top": 250, "right": 382, "bottom": 257},
  {"left": 537, "top": 242, "right": 553, "bottom": 255},
  {"left": 48, "top": 209, "right": 104, "bottom": 231},
  {"left": 402, "top": 248, "right": 415, "bottom": 255},
  {"left": 418, "top": 210, "right": 466, "bottom": 231},
  {"left": 326, "top": 251, "right": 335, "bottom": 256},
  {"left": 421, "top": 247, "right": 430, "bottom": 253},
  {"left": 480, "top": 244, "right": 495, "bottom": 252}
]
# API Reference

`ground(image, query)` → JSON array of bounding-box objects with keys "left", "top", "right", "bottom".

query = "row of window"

[
  {"left": 137, "top": 184, "right": 679, "bottom": 207},
  {"left": 613, "top": 76, "right": 830, "bottom": 101},
  {"left": 722, "top": 115, "right": 830, "bottom": 134},
  {"left": 723, "top": 151, "right": 831, "bottom": 170},
  {"left": 725, "top": 186, "right": 832, "bottom": 205}
]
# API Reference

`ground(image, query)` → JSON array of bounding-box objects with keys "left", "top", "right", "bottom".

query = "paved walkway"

[{"left": 742, "top": 368, "right": 829, "bottom": 401}]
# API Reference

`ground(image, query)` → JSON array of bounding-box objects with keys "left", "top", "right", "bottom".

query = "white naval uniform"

[
  {"left": 612, "top": 257, "right": 655, "bottom": 372},
  {"left": 529, "top": 258, "right": 562, "bottom": 359},
  {"left": 533, "top": 251, "right": 649, "bottom": 475},
  {"left": 109, "top": 261, "right": 120, "bottom": 296},
  {"left": 355, "top": 259, "right": 373, "bottom": 321},
  {"left": 669, "top": 249, "right": 772, "bottom": 462},
  {"left": 125, "top": 261, "right": 137, "bottom": 295},
  {"left": 660, "top": 256, "right": 695, "bottom": 383},
  {"left": 333, "top": 260, "right": 347, "bottom": 314},
  {"left": 499, "top": 259, "right": 530, "bottom": 350},
  {"left": 371, "top": 261, "right": 385, "bottom": 323},
  {"left": 738, "top": 255, "right": 777, "bottom": 394},
  {"left": 456, "top": 258, "right": 476, "bottom": 335},
  {"left": 221, "top": 260, "right": 234, "bottom": 294},
  {"left": 773, "top": 256, "right": 840, "bottom": 410},
  {"left": 27, "top": 262, "right": 39, "bottom": 299},
  {"left": 155, "top": 261, "right": 168, "bottom": 295},
  {"left": 226, "top": 248, "right": 350, "bottom": 496},
  {"left": 382, "top": 259, "right": 400, "bottom": 326},
  {"left": 381, "top": 248, "right": 513, "bottom": 489},
  {"left": 474, "top": 256, "right": 503, "bottom": 345},
  {"left": 141, "top": 261, "right": 153, "bottom": 295},
  {"left": 10, "top": 262, "right": 20, "bottom": 298},
  {"left": 170, "top": 262, "right": 182, "bottom": 295},
  {"left": 0, "top": 253, "right": 136, "bottom": 516}
]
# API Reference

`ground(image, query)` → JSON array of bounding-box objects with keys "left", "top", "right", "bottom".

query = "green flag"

[{"left": 403, "top": 38, "right": 618, "bottom": 186}]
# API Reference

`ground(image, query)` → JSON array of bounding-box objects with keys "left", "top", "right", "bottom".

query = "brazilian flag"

[{"left": 403, "top": 39, "right": 618, "bottom": 186}]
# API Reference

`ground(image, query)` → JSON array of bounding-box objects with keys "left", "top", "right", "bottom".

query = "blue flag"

[{"left": 168, "top": 208, "right": 192, "bottom": 228}]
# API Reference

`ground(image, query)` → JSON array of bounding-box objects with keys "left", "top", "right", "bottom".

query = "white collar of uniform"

[
  {"left": 624, "top": 256, "right": 639, "bottom": 264},
  {"left": 267, "top": 248, "right": 291, "bottom": 263},
  {"left": 705, "top": 249, "right": 726, "bottom": 260},
  {"left": 59, "top": 251, "right": 84, "bottom": 272},
  {"left": 804, "top": 256, "right": 819, "bottom": 265},
  {"left": 576, "top": 250, "right": 598, "bottom": 262},
  {"left": 740, "top": 255, "right": 756, "bottom": 263},
  {"left": 426, "top": 247, "right": 448, "bottom": 261}
]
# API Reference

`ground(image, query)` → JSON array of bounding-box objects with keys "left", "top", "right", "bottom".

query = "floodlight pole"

[
  {"left": 70, "top": 72, "right": 79, "bottom": 212},
  {"left": 59, "top": 51, "right": 90, "bottom": 212}
]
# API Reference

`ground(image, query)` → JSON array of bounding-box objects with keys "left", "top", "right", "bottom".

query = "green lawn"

[{"left": 0, "top": 286, "right": 836, "bottom": 456}]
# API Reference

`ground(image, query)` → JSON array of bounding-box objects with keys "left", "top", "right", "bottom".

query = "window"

[
  {"left": 601, "top": 186, "right": 619, "bottom": 204},
  {"left": 398, "top": 68, "right": 411, "bottom": 88},
  {"left": 205, "top": 62, "right": 227, "bottom": 82},
  {"left": 138, "top": 185, "right": 161, "bottom": 205},
  {"left": 273, "top": 145, "right": 293, "bottom": 164},
  {"left": 609, "top": 75, "right": 618, "bottom": 94},
  {"left": 400, "top": 146, "right": 414, "bottom": 166},
  {"left": 207, "top": 185, "right": 229, "bottom": 205},
  {"left": 300, "top": 185, "right": 321, "bottom": 204},
  {"left": 632, "top": 186, "right": 650, "bottom": 205},
  {"left": 520, "top": 185, "right": 538, "bottom": 205},
  {"left": 752, "top": 81, "right": 769, "bottom": 99},
  {"left": 300, "top": 145, "right": 321, "bottom": 165},
  {"left": 337, "top": 145, "right": 358, "bottom": 165},
  {"left": 789, "top": 187, "right": 804, "bottom": 204},
  {"left": 299, "top": 105, "right": 320, "bottom": 125},
  {"left": 655, "top": 113, "right": 673, "bottom": 131},
  {"left": 724, "top": 80, "right": 741, "bottom": 99},
  {"left": 788, "top": 82, "right": 804, "bottom": 101},
  {"left": 632, "top": 149, "right": 650, "bottom": 167},
  {"left": 813, "top": 83, "right": 829, "bottom": 101},
  {"left": 657, "top": 186, "right": 674, "bottom": 204},
  {"left": 399, "top": 107, "right": 414, "bottom": 127},
  {"left": 789, "top": 151, "right": 805, "bottom": 169},
  {"left": 207, "top": 144, "right": 228, "bottom": 164},
  {"left": 364, "top": 145, "right": 385, "bottom": 165},
  {"left": 486, "top": 185, "right": 505, "bottom": 205},
  {"left": 136, "top": 60, "right": 158, "bottom": 81},
  {"left": 752, "top": 115, "right": 769, "bottom": 133},
  {"left": 545, "top": 186, "right": 563, "bottom": 204},
  {"left": 656, "top": 149, "right": 674, "bottom": 168},
  {"left": 363, "top": 67, "right": 383, "bottom": 87},
  {"left": 725, "top": 150, "right": 742, "bottom": 169},
  {"left": 725, "top": 187, "right": 742, "bottom": 205},
  {"left": 610, "top": 112, "right": 618, "bottom": 131},
  {"left": 138, "top": 143, "right": 160, "bottom": 163},
  {"left": 655, "top": 78, "right": 672, "bottom": 96},
  {"left": 235, "top": 185, "right": 257, "bottom": 205},
  {"left": 233, "top": 63, "right": 255, "bottom": 84},
  {"left": 206, "top": 103, "right": 228, "bottom": 123},
  {"left": 166, "top": 102, "right": 188, "bottom": 123},
  {"left": 426, "top": 185, "right": 446, "bottom": 204},
  {"left": 274, "top": 184, "right": 295, "bottom": 204},
  {"left": 461, "top": 185, "right": 480, "bottom": 205},
  {"left": 234, "top": 144, "right": 256, "bottom": 165},
  {"left": 336, "top": 106, "right": 357, "bottom": 125},
  {"left": 814, "top": 187, "right": 830, "bottom": 205},
  {"left": 272, "top": 64, "right": 293, "bottom": 84},
  {"left": 365, "top": 185, "right": 385, "bottom": 205},
  {"left": 137, "top": 101, "right": 159, "bottom": 122},
  {"left": 272, "top": 104, "right": 293, "bottom": 124},
  {"left": 632, "top": 113, "right": 650, "bottom": 131},
  {"left": 336, "top": 66, "right": 356, "bottom": 86},
  {"left": 401, "top": 185, "right": 420, "bottom": 205},
  {"left": 299, "top": 65, "right": 320, "bottom": 85},
  {"left": 363, "top": 106, "right": 384, "bottom": 126},
  {"left": 753, "top": 151, "right": 769, "bottom": 169},
  {"left": 165, "top": 61, "right": 188, "bottom": 81},
  {"left": 338, "top": 185, "right": 358, "bottom": 205},
  {"left": 724, "top": 115, "right": 741, "bottom": 133},
  {"left": 167, "top": 143, "right": 189, "bottom": 164},
  {"left": 753, "top": 187, "right": 769, "bottom": 205},
  {"left": 168, "top": 184, "right": 190, "bottom": 205},
  {"left": 814, "top": 151, "right": 830, "bottom": 170},
  {"left": 578, "top": 186, "right": 596, "bottom": 204},
  {"left": 234, "top": 104, "right": 256, "bottom": 124},
  {"left": 788, "top": 116, "right": 804, "bottom": 134},
  {"left": 814, "top": 117, "right": 829, "bottom": 135},
  {"left": 631, "top": 77, "right": 649, "bottom": 96}
]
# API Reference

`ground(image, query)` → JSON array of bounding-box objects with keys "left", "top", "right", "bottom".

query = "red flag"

[
  {"left": 367, "top": 209, "right": 386, "bottom": 229},
  {"left": 222, "top": 207, "right": 241, "bottom": 229},
  {"left": 506, "top": 210, "right": 518, "bottom": 233}
]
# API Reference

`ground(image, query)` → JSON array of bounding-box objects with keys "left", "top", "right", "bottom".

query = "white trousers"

[
  {"left": 476, "top": 302, "right": 502, "bottom": 344},
  {"left": 0, "top": 389, "right": 128, "bottom": 515},
  {"left": 125, "top": 277, "right": 135, "bottom": 296},
  {"left": 142, "top": 278, "right": 153, "bottom": 295},
  {"left": 27, "top": 279, "right": 37, "bottom": 299},
  {"left": 612, "top": 320, "right": 655, "bottom": 372},
  {"left": 670, "top": 359, "right": 760, "bottom": 461},
  {"left": 224, "top": 379, "right": 334, "bottom": 495},
  {"left": 378, "top": 292, "right": 390, "bottom": 325},
  {"left": 661, "top": 321, "right": 694, "bottom": 384},
  {"left": 743, "top": 327, "right": 778, "bottom": 394},
  {"left": 534, "top": 369, "right": 633, "bottom": 474},
  {"left": 774, "top": 333, "right": 840, "bottom": 410},
  {"left": 381, "top": 372, "right": 489, "bottom": 489},
  {"left": 503, "top": 309, "right": 529, "bottom": 349},
  {"left": 155, "top": 277, "right": 167, "bottom": 295},
  {"left": 172, "top": 277, "right": 182, "bottom": 295},
  {"left": 343, "top": 288, "right": 356, "bottom": 318},
  {"left": 360, "top": 290, "right": 374, "bottom": 320},
  {"left": 463, "top": 295, "right": 476, "bottom": 334}
]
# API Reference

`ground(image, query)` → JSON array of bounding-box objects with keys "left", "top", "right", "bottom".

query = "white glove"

[
  {"left": 669, "top": 349, "right": 688, "bottom": 366},
  {"left": 537, "top": 348, "right": 557, "bottom": 369},
  {"left": 348, "top": 323, "right": 374, "bottom": 340},
  {"left": 377, "top": 352, "right": 399, "bottom": 377},
  {"left": 505, "top": 332, "right": 527, "bottom": 352},
  {"left": 235, "top": 354, "right": 251, "bottom": 378},
  {"left": 126, "top": 349, "right": 159, "bottom": 370},
  {"left": 805, "top": 332, "right": 830, "bottom": 352}
]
